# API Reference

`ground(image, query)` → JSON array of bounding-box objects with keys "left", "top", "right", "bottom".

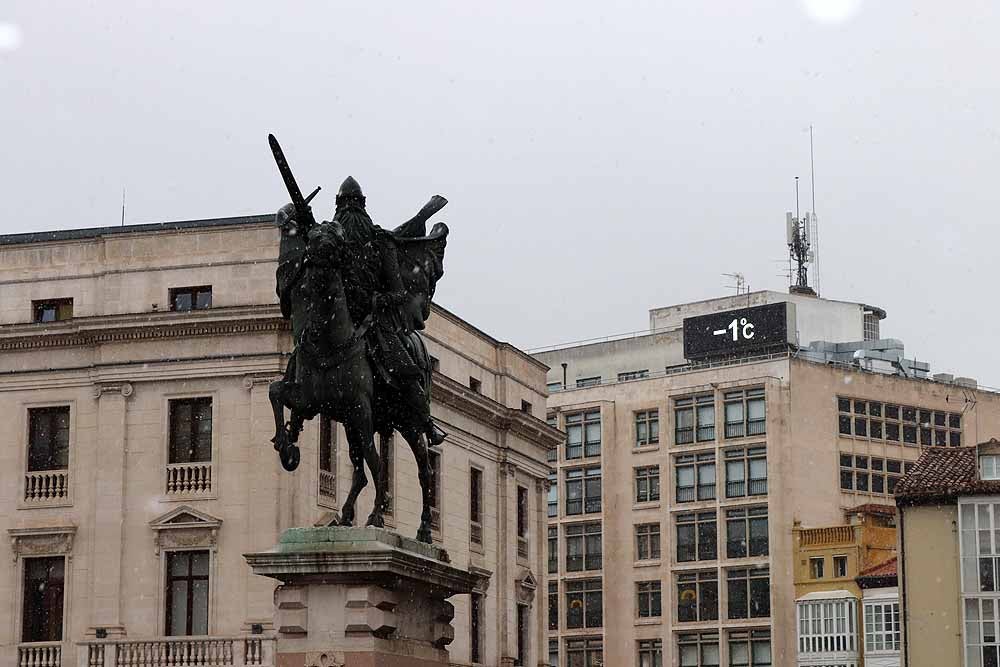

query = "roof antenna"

[
  {"left": 121, "top": 186, "right": 126, "bottom": 227},
  {"left": 809, "top": 125, "right": 821, "bottom": 295}
]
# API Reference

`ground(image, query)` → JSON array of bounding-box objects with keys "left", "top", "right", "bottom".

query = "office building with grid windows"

[{"left": 534, "top": 291, "right": 1000, "bottom": 667}]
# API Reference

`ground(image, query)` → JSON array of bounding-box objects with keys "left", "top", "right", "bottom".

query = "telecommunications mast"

[
  {"left": 785, "top": 127, "right": 821, "bottom": 296},
  {"left": 786, "top": 177, "right": 816, "bottom": 295}
]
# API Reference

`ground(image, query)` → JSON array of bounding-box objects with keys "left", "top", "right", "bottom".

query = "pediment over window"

[
  {"left": 8, "top": 524, "right": 77, "bottom": 561},
  {"left": 149, "top": 505, "right": 222, "bottom": 554},
  {"left": 515, "top": 568, "right": 537, "bottom": 604}
]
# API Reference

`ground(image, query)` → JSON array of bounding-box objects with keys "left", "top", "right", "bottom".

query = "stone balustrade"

[
  {"left": 165, "top": 462, "right": 213, "bottom": 495},
  {"left": 799, "top": 525, "right": 856, "bottom": 546},
  {"left": 318, "top": 470, "right": 335, "bottom": 500},
  {"left": 77, "top": 635, "right": 274, "bottom": 667},
  {"left": 24, "top": 470, "right": 70, "bottom": 503},
  {"left": 18, "top": 642, "right": 62, "bottom": 667}
]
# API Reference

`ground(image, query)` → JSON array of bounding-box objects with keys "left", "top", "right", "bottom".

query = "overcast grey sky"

[{"left": 2, "top": 1, "right": 999, "bottom": 384}]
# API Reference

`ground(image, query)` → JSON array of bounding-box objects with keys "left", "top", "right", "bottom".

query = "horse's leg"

[
  {"left": 400, "top": 425, "right": 434, "bottom": 544},
  {"left": 268, "top": 380, "right": 289, "bottom": 450},
  {"left": 347, "top": 412, "right": 384, "bottom": 529},
  {"left": 338, "top": 434, "right": 367, "bottom": 527},
  {"left": 377, "top": 430, "right": 393, "bottom": 515}
]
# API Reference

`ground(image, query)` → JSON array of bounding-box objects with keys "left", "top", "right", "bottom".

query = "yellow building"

[
  {"left": 793, "top": 504, "right": 898, "bottom": 666},
  {"left": 895, "top": 439, "right": 1000, "bottom": 667}
]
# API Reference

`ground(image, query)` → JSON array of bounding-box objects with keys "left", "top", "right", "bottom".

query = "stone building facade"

[
  {"left": 0, "top": 216, "right": 560, "bottom": 667},
  {"left": 534, "top": 292, "right": 1000, "bottom": 667}
]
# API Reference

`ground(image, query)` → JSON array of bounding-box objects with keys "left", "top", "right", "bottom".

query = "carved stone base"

[{"left": 244, "top": 526, "right": 488, "bottom": 667}]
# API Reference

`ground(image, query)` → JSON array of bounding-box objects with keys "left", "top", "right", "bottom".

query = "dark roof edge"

[
  {"left": 856, "top": 574, "right": 898, "bottom": 590},
  {"left": 0, "top": 214, "right": 274, "bottom": 246}
]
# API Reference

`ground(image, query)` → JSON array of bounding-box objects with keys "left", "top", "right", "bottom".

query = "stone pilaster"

[{"left": 87, "top": 381, "right": 133, "bottom": 637}]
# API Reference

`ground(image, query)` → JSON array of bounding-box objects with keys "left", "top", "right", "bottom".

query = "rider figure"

[{"left": 277, "top": 177, "right": 447, "bottom": 448}]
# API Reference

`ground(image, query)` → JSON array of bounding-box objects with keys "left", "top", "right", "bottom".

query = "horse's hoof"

[
  {"left": 338, "top": 516, "right": 354, "bottom": 527},
  {"left": 280, "top": 444, "right": 300, "bottom": 471},
  {"left": 416, "top": 527, "right": 433, "bottom": 544},
  {"left": 366, "top": 515, "right": 384, "bottom": 528}
]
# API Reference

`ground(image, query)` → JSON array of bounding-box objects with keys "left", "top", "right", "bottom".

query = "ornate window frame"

[{"left": 149, "top": 505, "right": 222, "bottom": 635}]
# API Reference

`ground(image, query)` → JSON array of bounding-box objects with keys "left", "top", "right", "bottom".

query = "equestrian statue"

[{"left": 266, "top": 134, "right": 449, "bottom": 543}]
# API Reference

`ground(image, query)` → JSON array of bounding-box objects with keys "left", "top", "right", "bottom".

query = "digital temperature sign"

[{"left": 682, "top": 302, "right": 796, "bottom": 360}]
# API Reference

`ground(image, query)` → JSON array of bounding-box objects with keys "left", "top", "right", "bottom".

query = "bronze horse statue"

[{"left": 268, "top": 219, "right": 445, "bottom": 542}]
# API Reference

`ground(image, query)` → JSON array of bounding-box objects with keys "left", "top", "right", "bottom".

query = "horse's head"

[{"left": 306, "top": 221, "right": 347, "bottom": 269}]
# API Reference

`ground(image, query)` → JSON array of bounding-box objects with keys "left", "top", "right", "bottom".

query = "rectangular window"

[
  {"left": 982, "top": 455, "right": 1000, "bottom": 481},
  {"left": 565, "top": 522, "right": 602, "bottom": 572},
  {"left": 576, "top": 376, "right": 601, "bottom": 388},
  {"left": 636, "top": 581, "right": 662, "bottom": 618},
  {"left": 638, "top": 639, "right": 663, "bottom": 667},
  {"left": 635, "top": 523, "right": 661, "bottom": 561},
  {"left": 565, "top": 579, "right": 602, "bottom": 629},
  {"left": 548, "top": 581, "right": 558, "bottom": 631},
  {"left": 809, "top": 557, "right": 824, "bottom": 579},
  {"left": 471, "top": 592, "right": 483, "bottom": 663},
  {"left": 797, "top": 598, "right": 857, "bottom": 654},
  {"left": 678, "top": 632, "right": 720, "bottom": 667},
  {"left": 429, "top": 449, "right": 441, "bottom": 530},
  {"left": 677, "top": 571, "right": 718, "bottom": 622},
  {"left": 635, "top": 409, "right": 660, "bottom": 446},
  {"left": 565, "top": 410, "right": 601, "bottom": 459},
  {"left": 833, "top": 555, "right": 848, "bottom": 578},
  {"left": 840, "top": 453, "right": 903, "bottom": 496},
  {"left": 516, "top": 486, "right": 529, "bottom": 558},
  {"left": 726, "top": 506, "right": 768, "bottom": 558},
  {"left": 32, "top": 298, "right": 74, "bottom": 323},
  {"left": 168, "top": 398, "right": 212, "bottom": 464},
  {"left": 635, "top": 465, "right": 661, "bottom": 503},
  {"left": 548, "top": 639, "right": 558, "bottom": 667},
  {"left": 619, "top": 369, "right": 649, "bottom": 382},
  {"left": 318, "top": 417, "right": 336, "bottom": 502},
  {"left": 21, "top": 556, "right": 65, "bottom": 643},
  {"left": 729, "top": 630, "right": 771, "bottom": 667},
  {"left": 547, "top": 471, "right": 558, "bottom": 518},
  {"left": 864, "top": 600, "right": 900, "bottom": 652},
  {"left": 546, "top": 414, "right": 558, "bottom": 463},
  {"left": 516, "top": 604, "right": 527, "bottom": 666},
  {"left": 27, "top": 406, "right": 70, "bottom": 472},
  {"left": 169, "top": 286, "right": 212, "bottom": 312},
  {"left": 676, "top": 453, "right": 715, "bottom": 502},
  {"left": 724, "top": 446, "right": 767, "bottom": 497},
  {"left": 842, "top": 397, "right": 961, "bottom": 447},
  {"left": 723, "top": 388, "right": 766, "bottom": 438},
  {"left": 548, "top": 526, "right": 558, "bottom": 574},
  {"left": 675, "top": 394, "right": 715, "bottom": 444},
  {"left": 517, "top": 485, "right": 528, "bottom": 537},
  {"left": 565, "top": 638, "right": 602, "bottom": 666},
  {"left": 470, "top": 468, "right": 483, "bottom": 546},
  {"left": 677, "top": 511, "right": 717, "bottom": 563},
  {"left": 565, "top": 466, "right": 601, "bottom": 515},
  {"left": 165, "top": 550, "right": 210, "bottom": 636},
  {"left": 727, "top": 567, "right": 770, "bottom": 619}
]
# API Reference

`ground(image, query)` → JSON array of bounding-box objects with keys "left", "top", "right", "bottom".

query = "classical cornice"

[
  {"left": 0, "top": 305, "right": 288, "bottom": 352},
  {"left": 431, "top": 373, "right": 563, "bottom": 454}
]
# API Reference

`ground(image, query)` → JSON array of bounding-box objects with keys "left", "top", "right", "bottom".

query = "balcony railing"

[
  {"left": 78, "top": 635, "right": 275, "bottom": 667},
  {"left": 748, "top": 478, "right": 768, "bottom": 495},
  {"left": 24, "top": 470, "right": 70, "bottom": 503},
  {"left": 800, "top": 525, "right": 855, "bottom": 547},
  {"left": 318, "top": 470, "right": 335, "bottom": 499},
  {"left": 19, "top": 642, "right": 61, "bottom": 667},
  {"left": 166, "top": 462, "right": 213, "bottom": 496}
]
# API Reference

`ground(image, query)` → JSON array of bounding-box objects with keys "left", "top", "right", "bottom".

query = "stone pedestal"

[{"left": 245, "top": 527, "right": 487, "bottom": 667}]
